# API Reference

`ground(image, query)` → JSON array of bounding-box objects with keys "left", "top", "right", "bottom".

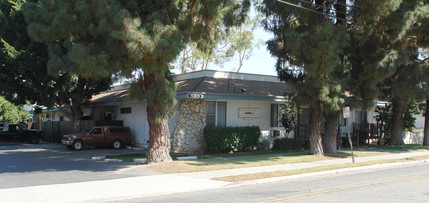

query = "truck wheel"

[
  {"left": 112, "top": 140, "right": 122, "bottom": 149},
  {"left": 73, "top": 140, "right": 83, "bottom": 150},
  {"left": 29, "top": 135, "right": 39, "bottom": 144}
]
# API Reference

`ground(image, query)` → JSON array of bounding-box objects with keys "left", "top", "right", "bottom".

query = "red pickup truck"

[{"left": 61, "top": 126, "right": 133, "bottom": 150}]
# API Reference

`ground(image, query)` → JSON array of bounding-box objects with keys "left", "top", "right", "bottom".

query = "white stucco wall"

[
  {"left": 205, "top": 99, "right": 293, "bottom": 139},
  {"left": 414, "top": 113, "right": 424, "bottom": 129},
  {"left": 115, "top": 103, "right": 149, "bottom": 148},
  {"left": 366, "top": 107, "right": 377, "bottom": 124},
  {"left": 224, "top": 100, "right": 271, "bottom": 129},
  {"left": 115, "top": 99, "right": 297, "bottom": 148},
  {"left": 366, "top": 107, "right": 425, "bottom": 129}
]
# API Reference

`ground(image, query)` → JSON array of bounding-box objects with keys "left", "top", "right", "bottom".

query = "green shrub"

[
  {"left": 204, "top": 126, "right": 261, "bottom": 153},
  {"left": 258, "top": 139, "right": 271, "bottom": 151},
  {"left": 272, "top": 138, "right": 309, "bottom": 151}
]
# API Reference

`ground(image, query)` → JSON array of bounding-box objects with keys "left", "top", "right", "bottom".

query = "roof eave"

[{"left": 176, "top": 92, "right": 286, "bottom": 102}]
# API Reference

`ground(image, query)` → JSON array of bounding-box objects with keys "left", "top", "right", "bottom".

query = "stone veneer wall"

[{"left": 171, "top": 99, "right": 206, "bottom": 155}]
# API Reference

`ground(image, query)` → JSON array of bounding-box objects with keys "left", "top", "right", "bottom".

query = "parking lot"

[{"left": 0, "top": 142, "right": 160, "bottom": 189}]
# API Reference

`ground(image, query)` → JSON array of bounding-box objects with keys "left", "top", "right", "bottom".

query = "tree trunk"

[
  {"left": 144, "top": 71, "right": 174, "bottom": 163},
  {"left": 390, "top": 98, "right": 405, "bottom": 145},
  {"left": 323, "top": 114, "right": 338, "bottom": 153},
  {"left": 309, "top": 100, "right": 324, "bottom": 155},
  {"left": 423, "top": 99, "right": 429, "bottom": 146},
  {"left": 146, "top": 102, "right": 173, "bottom": 163}
]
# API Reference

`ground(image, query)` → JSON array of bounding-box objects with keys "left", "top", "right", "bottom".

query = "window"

[
  {"left": 109, "top": 128, "right": 129, "bottom": 134},
  {"left": 104, "top": 112, "right": 113, "bottom": 121},
  {"left": 217, "top": 102, "right": 226, "bottom": 126},
  {"left": 271, "top": 104, "right": 286, "bottom": 127},
  {"left": 120, "top": 107, "right": 132, "bottom": 114},
  {"left": 206, "top": 101, "right": 216, "bottom": 126},
  {"left": 90, "top": 128, "right": 102, "bottom": 134},
  {"left": 205, "top": 101, "right": 227, "bottom": 127}
]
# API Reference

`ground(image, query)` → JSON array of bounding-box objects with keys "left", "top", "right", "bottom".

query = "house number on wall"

[{"left": 239, "top": 108, "right": 261, "bottom": 118}]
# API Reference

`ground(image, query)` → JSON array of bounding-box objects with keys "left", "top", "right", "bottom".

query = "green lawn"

[
  {"left": 197, "top": 150, "right": 305, "bottom": 159},
  {"left": 145, "top": 150, "right": 388, "bottom": 173},
  {"left": 114, "top": 144, "right": 429, "bottom": 165},
  {"left": 115, "top": 156, "right": 146, "bottom": 162},
  {"left": 213, "top": 155, "right": 429, "bottom": 182}
]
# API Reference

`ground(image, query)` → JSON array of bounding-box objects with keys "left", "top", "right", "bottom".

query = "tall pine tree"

[
  {"left": 23, "top": 0, "right": 250, "bottom": 163},
  {"left": 359, "top": 0, "right": 429, "bottom": 145},
  {"left": 261, "top": 0, "right": 348, "bottom": 155},
  {"left": 0, "top": 0, "right": 111, "bottom": 121}
]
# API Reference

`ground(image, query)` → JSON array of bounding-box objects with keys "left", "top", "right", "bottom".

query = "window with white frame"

[
  {"left": 205, "top": 101, "right": 226, "bottom": 127},
  {"left": 270, "top": 103, "right": 286, "bottom": 127},
  {"left": 120, "top": 107, "right": 132, "bottom": 114}
]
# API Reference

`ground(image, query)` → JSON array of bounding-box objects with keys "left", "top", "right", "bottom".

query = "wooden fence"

[{"left": 32, "top": 120, "right": 123, "bottom": 143}]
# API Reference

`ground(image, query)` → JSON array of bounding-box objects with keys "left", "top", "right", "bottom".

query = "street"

[
  {"left": 2, "top": 142, "right": 429, "bottom": 203},
  {"left": 124, "top": 162, "right": 429, "bottom": 203},
  {"left": 0, "top": 142, "right": 159, "bottom": 189}
]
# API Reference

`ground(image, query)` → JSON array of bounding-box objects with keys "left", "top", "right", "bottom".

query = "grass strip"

[
  {"left": 212, "top": 155, "right": 429, "bottom": 182},
  {"left": 364, "top": 144, "right": 429, "bottom": 151},
  {"left": 145, "top": 151, "right": 388, "bottom": 173},
  {"left": 115, "top": 156, "right": 146, "bottom": 162},
  {"left": 197, "top": 150, "right": 304, "bottom": 159}
]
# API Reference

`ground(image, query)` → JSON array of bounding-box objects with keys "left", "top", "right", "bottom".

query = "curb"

[{"left": 227, "top": 159, "right": 429, "bottom": 188}]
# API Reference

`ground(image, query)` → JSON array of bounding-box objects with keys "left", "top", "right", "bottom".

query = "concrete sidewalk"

[{"left": 2, "top": 150, "right": 429, "bottom": 203}]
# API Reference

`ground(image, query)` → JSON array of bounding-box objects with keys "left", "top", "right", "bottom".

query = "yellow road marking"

[{"left": 263, "top": 174, "right": 429, "bottom": 203}]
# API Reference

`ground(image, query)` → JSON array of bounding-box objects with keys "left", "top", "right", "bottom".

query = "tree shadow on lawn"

[{"left": 186, "top": 154, "right": 326, "bottom": 167}]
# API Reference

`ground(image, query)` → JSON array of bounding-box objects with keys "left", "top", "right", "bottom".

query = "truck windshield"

[{"left": 82, "top": 128, "right": 92, "bottom": 133}]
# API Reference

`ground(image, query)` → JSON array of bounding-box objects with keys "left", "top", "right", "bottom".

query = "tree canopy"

[
  {"left": 261, "top": 0, "right": 429, "bottom": 152},
  {"left": 261, "top": 0, "right": 349, "bottom": 154},
  {"left": 173, "top": 4, "right": 263, "bottom": 73},
  {"left": 23, "top": 0, "right": 250, "bottom": 163},
  {"left": 0, "top": 0, "right": 112, "bottom": 120},
  {"left": 0, "top": 96, "right": 28, "bottom": 123}
]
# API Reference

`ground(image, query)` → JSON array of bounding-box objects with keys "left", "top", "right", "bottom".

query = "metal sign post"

[
  {"left": 348, "top": 133, "right": 355, "bottom": 163},
  {"left": 343, "top": 107, "right": 354, "bottom": 163}
]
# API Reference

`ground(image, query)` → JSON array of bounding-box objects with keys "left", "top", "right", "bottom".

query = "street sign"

[{"left": 343, "top": 106, "right": 350, "bottom": 118}]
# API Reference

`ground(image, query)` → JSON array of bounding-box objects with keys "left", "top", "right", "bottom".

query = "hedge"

[
  {"left": 204, "top": 126, "right": 261, "bottom": 153},
  {"left": 272, "top": 138, "right": 309, "bottom": 151}
]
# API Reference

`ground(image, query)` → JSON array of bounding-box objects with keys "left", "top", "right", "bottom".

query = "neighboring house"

[{"left": 36, "top": 108, "right": 71, "bottom": 122}]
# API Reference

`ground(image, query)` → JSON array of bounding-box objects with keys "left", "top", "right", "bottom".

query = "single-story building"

[
  {"left": 36, "top": 70, "right": 426, "bottom": 152},
  {"left": 85, "top": 70, "right": 300, "bottom": 154},
  {"left": 35, "top": 108, "right": 71, "bottom": 122}
]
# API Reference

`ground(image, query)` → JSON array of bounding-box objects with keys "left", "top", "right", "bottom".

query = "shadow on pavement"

[{"left": 0, "top": 143, "right": 144, "bottom": 174}]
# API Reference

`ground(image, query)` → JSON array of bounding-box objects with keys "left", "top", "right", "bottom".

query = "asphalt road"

[
  {"left": 125, "top": 161, "right": 429, "bottom": 203},
  {"left": 0, "top": 142, "right": 160, "bottom": 189}
]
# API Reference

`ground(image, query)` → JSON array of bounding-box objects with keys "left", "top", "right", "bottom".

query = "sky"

[
  {"left": 171, "top": 5, "right": 279, "bottom": 77},
  {"left": 120, "top": 16, "right": 279, "bottom": 86},
  {"left": 216, "top": 28, "right": 278, "bottom": 76},
  {"left": 170, "top": 27, "right": 278, "bottom": 76},
  {"left": 209, "top": 4, "right": 278, "bottom": 76}
]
